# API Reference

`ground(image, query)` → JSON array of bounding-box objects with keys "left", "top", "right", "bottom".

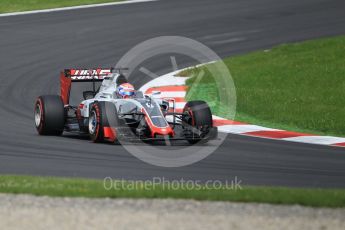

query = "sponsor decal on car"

[{"left": 70, "top": 69, "right": 112, "bottom": 80}]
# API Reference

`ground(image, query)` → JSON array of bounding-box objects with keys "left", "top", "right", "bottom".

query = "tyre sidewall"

[
  {"left": 183, "top": 101, "right": 213, "bottom": 144},
  {"left": 35, "top": 97, "right": 45, "bottom": 134},
  {"left": 183, "top": 101, "right": 213, "bottom": 127},
  {"left": 89, "top": 101, "right": 119, "bottom": 143},
  {"left": 35, "top": 95, "right": 65, "bottom": 135},
  {"left": 90, "top": 102, "right": 103, "bottom": 142}
]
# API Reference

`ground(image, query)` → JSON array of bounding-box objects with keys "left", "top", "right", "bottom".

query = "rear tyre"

[
  {"left": 183, "top": 100, "right": 213, "bottom": 144},
  {"left": 89, "top": 101, "right": 119, "bottom": 143},
  {"left": 34, "top": 95, "right": 65, "bottom": 135}
]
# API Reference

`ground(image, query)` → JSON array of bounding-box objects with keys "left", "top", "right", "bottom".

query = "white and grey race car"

[{"left": 34, "top": 68, "right": 217, "bottom": 144}]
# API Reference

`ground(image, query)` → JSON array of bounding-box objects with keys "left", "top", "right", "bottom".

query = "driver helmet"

[{"left": 117, "top": 83, "right": 135, "bottom": 98}]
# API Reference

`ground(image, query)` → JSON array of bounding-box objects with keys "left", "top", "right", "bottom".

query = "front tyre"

[
  {"left": 183, "top": 100, "right": 213, "bottom": 144},
  {"left": 34, "top": 95, "right": 65, "bottom": 135},
  {"left": 89, "top": 102, "right": 118, "bottom": 143}
]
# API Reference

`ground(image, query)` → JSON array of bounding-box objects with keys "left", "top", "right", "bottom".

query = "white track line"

[
  {"left": 0, "top": 0, "right": 158, "bottom": 17},
  {"left": 218, "top": 125, "right": 280, "bottom": 134},
  {"left": 282, "top": 136, "right": 345, "bottom": 145}
]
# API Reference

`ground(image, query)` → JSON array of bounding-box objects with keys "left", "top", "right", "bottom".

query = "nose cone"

[{"left": 152, "top": 126, "right": 174, "bottom": 137}]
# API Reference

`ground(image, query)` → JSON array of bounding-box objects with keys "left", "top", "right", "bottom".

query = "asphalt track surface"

[{"left": 0, "top": 0, "right": 345, "bottom": 188}]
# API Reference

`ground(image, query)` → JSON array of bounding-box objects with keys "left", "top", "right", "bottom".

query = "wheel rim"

[
  {"left": 89, "top": 111, "right": 97, "bottom": 135},
  {"left": 183, "top": 109, "right": 194, "bottom": 126},
  {"left": 34, "top": 103, "right": 42, "bottom": 128}
]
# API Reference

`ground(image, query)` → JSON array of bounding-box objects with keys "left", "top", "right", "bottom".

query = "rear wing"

[{"left": 60, "top": 68, "right": 114, "bottom": 105}]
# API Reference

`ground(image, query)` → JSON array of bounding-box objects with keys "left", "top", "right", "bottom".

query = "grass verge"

[
  {"left": 182, "top": 35, "right": 345, "bottom": 137},
  {"left": 1, "top": 175, "right": 345, "bottom": 207},
  {"left": 0, "top": 0, "right": 123, "bottom": 14}
]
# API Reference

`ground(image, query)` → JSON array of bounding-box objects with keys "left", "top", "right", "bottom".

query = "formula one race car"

[{"left": 34, "top": 68, "right": 217, "bottom": 144}]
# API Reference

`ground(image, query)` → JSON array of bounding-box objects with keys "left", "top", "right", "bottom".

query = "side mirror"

[
  {"left": 152, "top": 91, "right": 161, "bottom": 95},
  {"left": 151, "top": 91, "right": 161, "bottom": 98}
]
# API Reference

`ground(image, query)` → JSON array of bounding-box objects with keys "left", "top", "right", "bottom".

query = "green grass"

[
  {"left": 1, "top": 175, "right": 345, "bottom": 207},
  {"left": 0, "top": 0, "right": 123, "bottom": 13},
  {"left": 183, "top": 35, "right": 345, "bottom": 137}
]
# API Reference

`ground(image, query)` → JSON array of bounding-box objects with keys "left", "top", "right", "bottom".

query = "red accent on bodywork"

[
  {"left": 141, "top": 108, "right": 174, "bottom": 138},
  {"left": 60, "top": 72, "right": 71, "bottom": 105},
  {"left": 103, "top": 127, "right": 117, "bottom": 142}
]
